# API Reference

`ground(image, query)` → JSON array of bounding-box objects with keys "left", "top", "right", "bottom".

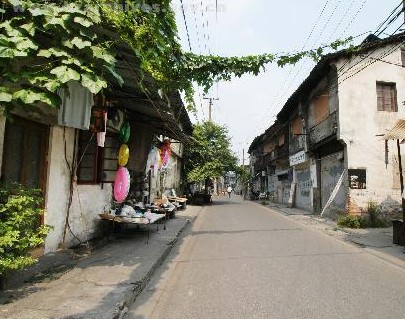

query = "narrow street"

[{"left": 127, "top": 196, "right": 405, "bottom": 319}]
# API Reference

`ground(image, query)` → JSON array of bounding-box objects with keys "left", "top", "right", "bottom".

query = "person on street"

[{"left": 227, "top": 186, "right": 232, "bottom": 198}]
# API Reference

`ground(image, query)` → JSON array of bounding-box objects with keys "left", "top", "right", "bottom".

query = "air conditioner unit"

[{"left": 107, "top": 108, "right": 124, "bottom": 132}]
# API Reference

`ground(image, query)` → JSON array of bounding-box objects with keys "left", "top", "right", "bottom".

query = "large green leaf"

[
  {"left": 18, "top": 22, "right": 35, "bottom": 37},
  {"left": 0, "top": 46, "right": 27, "bottom": 58},
  {"left": 37, "top": 47, "right": 69, "bottom": 58},
  {"left": 13, "top": 89, "right": 59, "bottom": 107},
  {"left": 14, "top": 37, "right": 38, "bottom": 51},
  {"left": 62, "top": 57, "right": 83, "bottom": 67},
  {"left": 43, "top": 80, "right": 61, "bottom": 93},
  {"left": 73, "top": 16, "right": 93, "bottom": 28},
  {"left": 29, "top": 6, "right": 53, "bottom": 17},
  {"left": 50, "top": 66, "right": 80, "bottom": 83},
  {"left": 81, "top": 73, "right": 107, "bottom": 94},
  {"left": 71, "top": 37, "right": 91, "bottom": 49},
  {"left": 91, "top": 46, "right": 116, "bottom": 64},
  {"left": 0, "top": 87, "right": 12, "bottom": 102},
  {"left": 84, "top": 5, "right": 101, "bottom": 24},
  {"left": 44, "top": 16, "right": 66, "bottom": 28}
]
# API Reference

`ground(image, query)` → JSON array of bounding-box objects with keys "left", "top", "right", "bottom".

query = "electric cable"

[{"left": 180, "top": 0, "right": 192, "bottom": 51}]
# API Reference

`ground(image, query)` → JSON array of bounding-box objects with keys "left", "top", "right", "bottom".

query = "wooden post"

[{"left": 397, "top": 139, "right": 405, "bottom": 224}]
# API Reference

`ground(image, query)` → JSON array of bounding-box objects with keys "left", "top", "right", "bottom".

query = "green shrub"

[
  {"left": 367, "top": 201, "right": 387, "bottom": 228},
  {"left": 337, "top": 201, "right": 388, "bottom": 229},
  {"left": 337, "top": 215, "right": 361, "bottom": 229},
  {"left": 0, "top": 183, "right": 52, "bottom": 277}
]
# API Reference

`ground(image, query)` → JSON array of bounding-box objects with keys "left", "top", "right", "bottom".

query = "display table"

[
  {"left": 166, "top": 196, "right": 188, "bottom": 209},
  {"left": 98, "top": 212, "right": 166, "bottom": 243}
]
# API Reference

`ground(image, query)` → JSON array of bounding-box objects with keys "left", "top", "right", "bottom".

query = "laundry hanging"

[{"left": 58, "top": 81, "right": 93, "bottom": 130}]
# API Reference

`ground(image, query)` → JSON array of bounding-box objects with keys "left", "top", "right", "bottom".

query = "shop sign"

[{"left": 289, "top": 151, "right": 307, "bottom": 166}]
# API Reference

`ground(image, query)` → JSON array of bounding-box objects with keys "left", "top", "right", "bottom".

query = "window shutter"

[
  {"left": 77, "top": 131, "right": 98, "bottom": 184},
  {"left": 99, "top": 134, "right": 119, "bottom": 183}
]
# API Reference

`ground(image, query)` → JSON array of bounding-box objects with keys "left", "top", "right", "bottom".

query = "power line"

[
  {"left": 374, "top": 1, "right": 403, "bottom": 36},
  {"left": 324, "top": 0, "right": 357, "bottom": 44},
  {"left": 266, "top": 0, "right": 333, "bottom": 122},
  {"left": 339, "top": 0, "right": 370, "bottom": 38},
  {"left": 259, "top": 3, "right": 405, "bottom": 139},
  {"left": 199, "top": 0, "right": 211, "bottom": 54},
  {"left": 180, "top": 0, "right": 192, "bottom": 51},
  {"left": 191, "top": 2, "right": 203, "bottom": 53}
]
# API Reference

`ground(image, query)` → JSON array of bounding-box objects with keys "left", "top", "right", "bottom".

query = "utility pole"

[
  {"left": 203, "top": 97, "right": 219, "bottom": 121},
  {"left": 243, "top": 148, "right": 245, "bottom": 166}
]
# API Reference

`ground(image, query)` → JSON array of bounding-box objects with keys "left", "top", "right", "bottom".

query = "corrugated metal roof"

[{"left": 383, "top": 120, "right": 405, "bottom": 140}]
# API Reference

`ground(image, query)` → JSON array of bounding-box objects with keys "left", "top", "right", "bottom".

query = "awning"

[{"left": 383, "top": 120, "right": 405, "bottom": 140}]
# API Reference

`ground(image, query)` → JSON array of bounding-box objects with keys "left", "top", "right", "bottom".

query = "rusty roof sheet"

[{"left": 383, "top": 120, "right": 405, "bottom": 140}]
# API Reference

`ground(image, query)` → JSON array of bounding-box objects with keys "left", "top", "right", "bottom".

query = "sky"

[{"left": 171, "top": 0, "right": 404, "bottom": 164}]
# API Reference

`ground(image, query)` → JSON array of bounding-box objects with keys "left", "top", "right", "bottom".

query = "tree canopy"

[
  {"left": 184, "top": 121, "right": 238, "bottom": 182},
  {"left": 0, "top": 0, "right": 354, "bottom": 114}
]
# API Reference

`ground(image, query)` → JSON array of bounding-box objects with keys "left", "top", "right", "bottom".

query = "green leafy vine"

[{"left": 0, "top": 0, "right": 354, "bottom": 114}]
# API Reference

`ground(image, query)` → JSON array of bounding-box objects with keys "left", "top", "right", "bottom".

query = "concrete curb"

[{"left": 113, "top": 215, "right": 197, "bottom": 319}]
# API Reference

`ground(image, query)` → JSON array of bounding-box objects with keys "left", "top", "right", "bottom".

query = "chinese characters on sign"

[
  {"left": 289, "top": 151, "right": 306, "bottom": 166},
  {"left": 348, "top": 169, "right": 366, "bottom": 189}
]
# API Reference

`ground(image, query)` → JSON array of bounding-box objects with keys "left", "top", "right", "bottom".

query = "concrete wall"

[
  {"left": 44, "top": 126, "right": 112, "bottom": 252},
  {"left": 320, "top": 152, "right": 345, "bottom": 218},
  {"left": 336, "top": 45, "right": 405, "bottom": 213},
  {"left": 295, "top": 162, "right": 313, "bottom": 211}
]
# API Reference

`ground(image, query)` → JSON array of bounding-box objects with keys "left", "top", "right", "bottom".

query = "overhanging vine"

[{"left": 0, "top": 0, "right": 354, "bottom": 114}]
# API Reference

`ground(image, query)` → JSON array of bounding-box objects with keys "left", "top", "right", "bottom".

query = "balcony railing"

[{"left": 308, "top": 112, "right": 337, "bottom": 146}]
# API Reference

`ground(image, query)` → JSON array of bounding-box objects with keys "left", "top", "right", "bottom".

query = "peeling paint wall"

[
  {"left": 336, "top": 45, "right": 405, "bottom": 214},
  {"left": 295, "top": 164, "right": 312, "bottom": 211},
  {"left": 320, "top": 153, "right": 345, "bottom": 218},
  {"left": 44, "top": 126, "right": 112, "bottom": 252}
]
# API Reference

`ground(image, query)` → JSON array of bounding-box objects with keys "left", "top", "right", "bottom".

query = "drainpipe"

[{"left": 397, "top": 139, "right": 405, "bottom": 224}]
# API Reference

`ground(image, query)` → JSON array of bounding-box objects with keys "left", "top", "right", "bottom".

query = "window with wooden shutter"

[
  {"left": 377, "top": 82, "right": 397, "bottom": 112},
  {"left": 77, "top": 131, "right": 119, "bottom": 184},
  {"left": 77, "top": 131, "right": 98, "bottom": 184},
  {"left": 99, "top": 134, "right": 119, "bottom": 183}
]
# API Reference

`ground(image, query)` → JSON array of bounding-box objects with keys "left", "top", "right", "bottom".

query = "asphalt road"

[{"left": 126, "top": 196, "right": 405, "bottom": 319}]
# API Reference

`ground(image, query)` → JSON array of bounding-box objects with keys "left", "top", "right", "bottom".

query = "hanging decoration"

[
  {"left": 119, "top": 121, "right": 131, "bottom": 143},
  {"left": 113, "top": 167, "right": 130, "bottom": 203},
  {"left": 118, "top": 144, "right": 130, "bottom": 166},
  {"left": 158, "top": 139, "right": 172, "bottom": 168}
]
